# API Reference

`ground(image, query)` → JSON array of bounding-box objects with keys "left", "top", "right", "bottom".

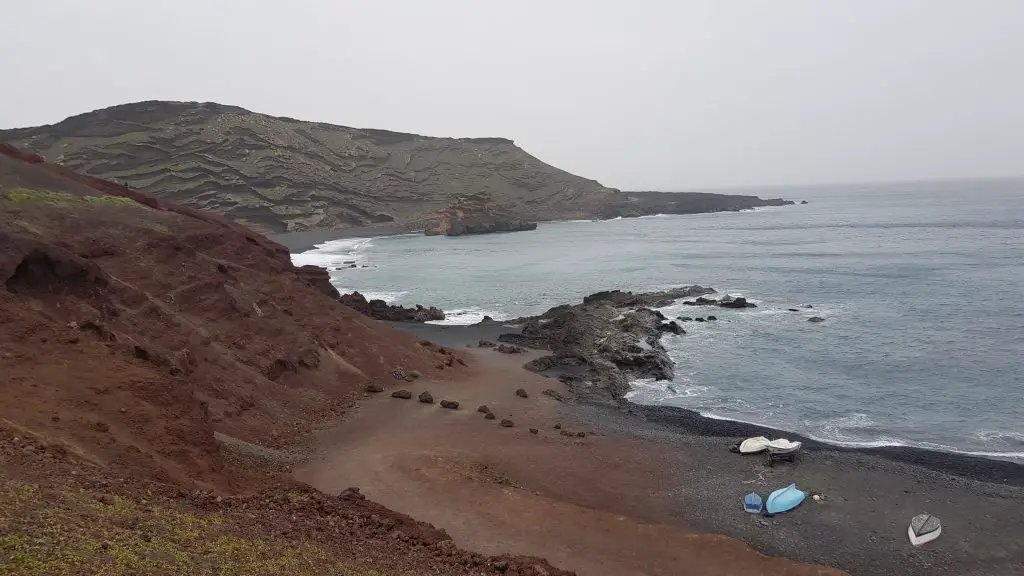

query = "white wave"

[
  {"left": 290, "top": 238, "right": 375, "bottom": 268},
  {"left": 975, "top": 430, "right": 1024, "bottom": 443},
  {"left": 685, "top": 410, "right": 1024, "bottom": 461},
  {"left": 427, "top": 307, "right": 510, "bottom": 326},
  {"left": 625, "top": 378, "right": 709, "bottom": 400},
  {"left": 358, "top": 291, "right": 408, "bottom": 304}
]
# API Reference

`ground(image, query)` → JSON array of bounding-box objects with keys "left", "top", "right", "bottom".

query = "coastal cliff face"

[
  {"left": 0, "top": 101, "right": 614, "bottom": 234},
  {"left": 1, "top": 101, "right": 792, "bottom": 235},
  {"left": 424, "top": 192, "right": 538, "bottom": 236}
]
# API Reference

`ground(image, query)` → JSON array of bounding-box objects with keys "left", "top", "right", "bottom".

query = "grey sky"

[{"left": 1, "top": 0, "right": 1021, "bottom": 189}]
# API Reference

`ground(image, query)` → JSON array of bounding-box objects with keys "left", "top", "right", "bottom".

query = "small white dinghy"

[
  {"left": 739, "top": 436, "right": 771, "bottom": 454},
  {"left": 908, "top": 513, "right": 941, "bottom": 546},
  {"left": 767, "top": 438, "right": 802, "bottom": 454}
]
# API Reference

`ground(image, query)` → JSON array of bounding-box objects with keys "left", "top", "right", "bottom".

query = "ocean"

[{"left": 292, "top": 179, "right": 1024, "bottom": 461}]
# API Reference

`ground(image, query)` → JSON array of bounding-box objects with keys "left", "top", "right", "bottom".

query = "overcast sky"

[{"left": 1, "top": 0, "right": 1021, "bottom": 189}]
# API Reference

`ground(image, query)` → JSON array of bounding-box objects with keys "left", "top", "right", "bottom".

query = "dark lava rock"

[
  {"left": 677, "top": 316, "right": 693, "bottom": 322},
  {"left": 787, "top": 308, "right": 800, "bottom": 312},
  {"left": 808, "top": 316, "right": 826, "bottom": 323},
  {"left": 365, "top": 381, "right": 384, "bottom": 393},
  {"left": 683, "top": 296, "right": 718, "bottom": 306},
  {"left": 800, "top": 200, "right": 809, "bottom": 204},
  {"left": 542, "top": 389, "right": 565, "bottom": 402},
  {"left": 496, "top": 344, "right": 525, "bottom": 354},
  {"left": 695, "top": 317, "right": 706, "bottom": 322},
  {"left": 719, "top": 296, "right": 756, "bottom": 309},
  {"left": 499, "top": 419, "right": 514, "bottom": 427},
  {"left": 339, "top": 291, "right": 444, "bottom": 323},
  {"left": 440, "top": 400, "right": 459, "bottom": 410},
  {"left": 706, "top": 315, "right": 717, "bottom": 321},
  {"left": 391, "top": 390, "right": 412, "bottom": 399},
  {"left": 515, "top": 388, "right": 529, "bottom": 398},
  {"left": 338, "top": 487, "right": 366, "bottom": 501},
  {"left": 529, "top": 428, "right": 539, "bottom": 434},
  {"left": 477, "top": 405, "right": 491, "bottom": 414},
  {"left": 659, "top": 321, "right": 685, "bottom": 335},
  {"left": 418, "top": 391, "right": 434, "bottom": 404},
  {"left": 484, "top": 412, "right": 497, "bottom": 420},
  {"left": 554, "top": 423, "right": 562, "bottom": 430}
]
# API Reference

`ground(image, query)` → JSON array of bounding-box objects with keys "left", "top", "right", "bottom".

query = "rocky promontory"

[
  {"left": 494, "top": 286, "right": 715, "bottom": 405},
  {"left": 339, "top": 291, "right": 445, "bottom": 322},
  {"left": 424, "top": 192, "right": 538, "bottom": 236}
]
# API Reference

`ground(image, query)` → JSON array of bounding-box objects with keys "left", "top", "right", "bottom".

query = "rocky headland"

[
  {"left": 2, "top": 101, "right": 793, "bottom": 237},
  {"left": 491, "top": 286, "right": 717, "bottom": 405}
]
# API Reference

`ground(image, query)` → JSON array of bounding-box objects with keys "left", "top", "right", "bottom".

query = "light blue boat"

[
  {"left": 743, "top": 492, "right": 763, "bottom": 513},
  {"left": 765, "top": 483, "right": 806, "bottom": 514}
]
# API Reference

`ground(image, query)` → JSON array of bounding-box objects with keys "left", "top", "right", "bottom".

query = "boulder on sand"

[
  {"left": 477, "top": 405, "right": 491, "bottom": 413},
  {"left": 515, "top": 388, "right": 529, "bottom": 398},
  {"left": 500, "top": 419, "right": 514, "bottom": 428},
  {"left": 440, "top": 400, "right": 459, "bottom": 410},
  {"left": 418, "top": 391, "right": 434, "bottom": 403},
  {"left": 392, "top": 390, "right": 412, "bottom": 399},
  {"left": 365, "top": 381, "right": 384, "bottom": 393},
  {"left": 484, "top": 412, "right": 497, "bottom": 420}
]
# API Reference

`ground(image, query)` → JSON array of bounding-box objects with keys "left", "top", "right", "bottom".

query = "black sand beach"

[{"left": 384, "top": 320, "right": 1024, "bottom": 576}]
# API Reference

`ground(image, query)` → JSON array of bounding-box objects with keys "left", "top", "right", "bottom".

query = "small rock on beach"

[
  {"left": 418, "top": 391, "right": 434, "bottom": 403},
  {"left": 515, "top": 388, "right": 529, "bottom": 398},
  {"left": 440, "top": 400, "right": 459, "bottom": 410},
  {"left": 500, "top": 419, "right": 514, "bottom": 427},
  {"left": 392, "top": 390, "right": 412, "bottom": 399}
]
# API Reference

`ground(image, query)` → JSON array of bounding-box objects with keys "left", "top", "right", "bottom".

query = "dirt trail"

[{"left": 297, "top": 351, "right": 843, "bottom": 576}]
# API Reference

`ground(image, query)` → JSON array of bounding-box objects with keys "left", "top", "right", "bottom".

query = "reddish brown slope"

[{"left": 0, "top": 144, "right": 459, "bottom": 489}]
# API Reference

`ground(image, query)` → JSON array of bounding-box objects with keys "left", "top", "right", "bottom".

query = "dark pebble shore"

[{"left": 390, "top": 320, "right": 1024, "bottom": 576}]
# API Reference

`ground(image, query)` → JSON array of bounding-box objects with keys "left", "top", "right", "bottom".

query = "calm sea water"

[{"left": 293, "top": 180, "right": 1024, "bottom": 461}]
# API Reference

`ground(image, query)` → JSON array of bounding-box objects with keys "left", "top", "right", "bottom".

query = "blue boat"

[
  {"left": 743, "top": 492, "right": 763, "bottom": 513},
  {"left": 765, "top": 483, "right": 806, "bottom": 514}
]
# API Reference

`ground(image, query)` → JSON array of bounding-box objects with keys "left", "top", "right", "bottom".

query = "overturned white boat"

[
  {"left": 738, "top": 436, "right": 771, "bottom": 454},
  {"left": 908, "top": 513, "right": 942, "bottom": 546},
  {"left": 767, "top": 438, "right": 802, "bottom": 454}
]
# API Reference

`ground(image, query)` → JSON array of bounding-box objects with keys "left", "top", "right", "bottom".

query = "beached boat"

[
  {"left": 738, "top": 436, "right": 770, "bottom": 454},
  {"left": 908, "top": 513, "right": 942, "bottom": 546},
  {"left": 765, "top": 483, "right": 806, "bottom": 514},
  {"left": 743, "top": 492, "right": 763, "bottom": 513},
  {"left": 767, "top": 438, "right": 802, "bottom": 454}
]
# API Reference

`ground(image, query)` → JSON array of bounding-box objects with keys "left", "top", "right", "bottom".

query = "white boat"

[
  {"left": 908, "top": 513, "right": 941, "bottom": 546},
  {"left": 739, "top": 436, "right": 771, "bottom": 454},
  {"left": 767, "top": 438, "right": 802, "bottom": 454}
]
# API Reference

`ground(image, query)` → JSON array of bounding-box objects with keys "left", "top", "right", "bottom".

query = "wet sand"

[{"left": 296, "top": 322, "right": 1024, "bottom": 576}]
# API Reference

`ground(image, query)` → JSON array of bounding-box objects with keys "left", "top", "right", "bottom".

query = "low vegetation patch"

[
  {"left": 1, "top": 187, "right": 141, "bottom": 208},
  {"left": 0, "top": 481, "right": 378, "bottom": 575}
]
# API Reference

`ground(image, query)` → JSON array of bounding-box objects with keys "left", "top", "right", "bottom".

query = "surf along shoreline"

[
  {"left": 275, "top": 228, "right": 1024, "bottom": 479},
  {"left": 389, "top": 317, "right": 1024, "bottom": 487}
]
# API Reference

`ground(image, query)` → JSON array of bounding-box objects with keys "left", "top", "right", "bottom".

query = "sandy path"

[{"left": 297, "top": 350, "right": 843, "bottom": 576}]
